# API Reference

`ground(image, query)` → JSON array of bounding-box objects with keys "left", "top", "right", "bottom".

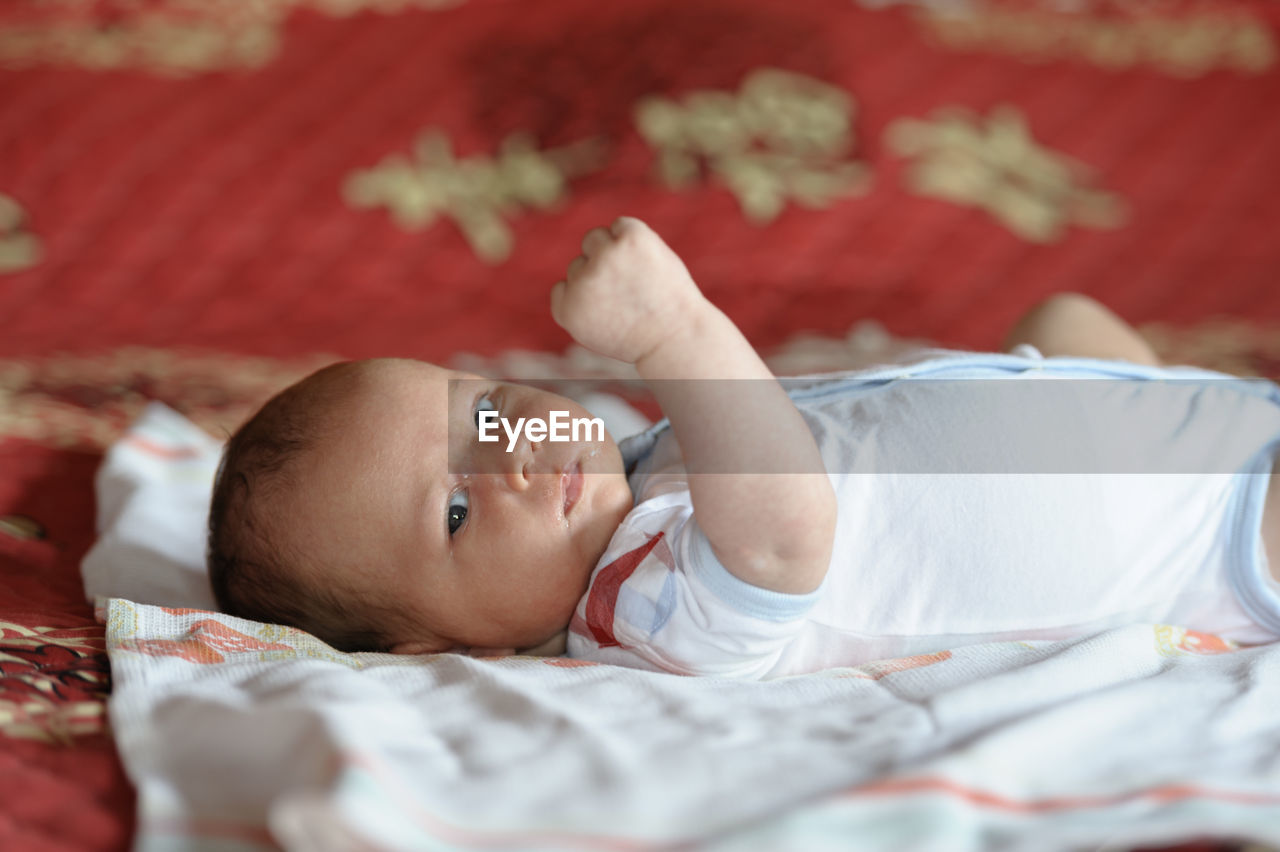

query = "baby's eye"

[
  {"left": 473, "top": 393, "right": 498, "bottom": 429},
  {"left": 447, "top": 489, "right": 469, "bottom": 536}
]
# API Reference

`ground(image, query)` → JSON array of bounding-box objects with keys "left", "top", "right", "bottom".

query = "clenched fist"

[{"left": 551, "top": 217, "right": 706, "bottom": 365}]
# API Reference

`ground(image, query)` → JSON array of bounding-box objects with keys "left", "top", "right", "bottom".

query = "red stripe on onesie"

[{"left": 584, "top": 532, "right": 665, "bottom": 648}]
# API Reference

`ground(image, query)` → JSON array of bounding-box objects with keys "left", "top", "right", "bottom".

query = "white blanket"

[{"left": 90, "top": 404, "right": 1280, "bottom": 851}]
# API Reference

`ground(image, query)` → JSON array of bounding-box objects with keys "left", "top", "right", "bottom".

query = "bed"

[{"left": 2, "top": 0, "right": 1279, "bottom": 848}]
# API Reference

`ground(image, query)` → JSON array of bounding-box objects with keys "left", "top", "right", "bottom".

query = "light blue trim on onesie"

[
  {"left": 1226, "top": 438, "right": 1280, "bottom": 634},
  {"left": 685, "top": 523, "right": 824, "bottom": 622}
]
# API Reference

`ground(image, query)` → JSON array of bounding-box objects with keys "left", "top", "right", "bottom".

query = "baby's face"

[{"left": 284, "top": 359, "right": 634, "bottom": 654}]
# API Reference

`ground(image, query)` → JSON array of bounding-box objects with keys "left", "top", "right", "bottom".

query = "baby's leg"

[{"left": 1002, "top": 293, "right": 1161, "bottom": 366}]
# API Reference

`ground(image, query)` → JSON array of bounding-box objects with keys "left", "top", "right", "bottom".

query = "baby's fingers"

[
  {"left": 610, "top": 216, "right": 644, "bottom": 238},
  {"left": 580, "top": 226, "right": 612, "bottom": 258},
  {"left": 565, "top": 254, "right": 588, "bottom": 285}
]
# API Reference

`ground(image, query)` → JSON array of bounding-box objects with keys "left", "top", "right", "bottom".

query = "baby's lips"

[{"left": 561, "top": 460, "right": 584, "bottom": 517}]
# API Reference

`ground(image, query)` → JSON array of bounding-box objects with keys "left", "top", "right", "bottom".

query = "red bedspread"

[{"left": 2, "top": 0, "right": 1278, "bottom": 847}]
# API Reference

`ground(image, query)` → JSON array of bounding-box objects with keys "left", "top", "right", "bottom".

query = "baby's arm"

[{"left": 552, "top": 218, "right": 836, "bottom": 595}]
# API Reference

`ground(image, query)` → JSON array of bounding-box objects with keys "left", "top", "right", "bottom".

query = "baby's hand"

[
  {"left": 551, "top": 217, "right": 704, "bottom": 365},
  {"left": 554, "top": 219, "right": 835, "bottom": 598}
]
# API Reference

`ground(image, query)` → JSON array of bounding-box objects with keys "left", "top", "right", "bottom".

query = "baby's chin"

[{"left": 579, "top": 480, "right": 634, "bottom": 566}]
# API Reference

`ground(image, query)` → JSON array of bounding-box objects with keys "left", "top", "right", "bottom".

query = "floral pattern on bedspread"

[
  {"left": 105, "top": 600, "right": 387, "bottom": 670},
  {"left": 1154, "top": 625, "right": 1239, "bottom": 657},
  {"left": 0, "top": 622, "right": 108, "bottom": 743},
  {"left": 0, "top": 349, "right": 334, "bottom": 450},
  {"left": 114, "top": 619, "right": 297, "bottom": 665}
]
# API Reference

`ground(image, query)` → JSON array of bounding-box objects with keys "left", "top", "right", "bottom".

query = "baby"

[{"left": 208, "top": 218, "right": 1280, "bottom": 678}]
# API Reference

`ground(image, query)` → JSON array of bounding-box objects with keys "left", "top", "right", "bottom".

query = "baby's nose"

[{"left": 503, "top": 457, "right": 531, "bottom": 492}]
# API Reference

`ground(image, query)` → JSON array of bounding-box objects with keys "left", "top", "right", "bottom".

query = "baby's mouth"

[{"left": 561, "top": 460, "right": 583, "bottom": 518}]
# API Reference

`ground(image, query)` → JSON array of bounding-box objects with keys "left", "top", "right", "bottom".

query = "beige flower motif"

[
  {"left": 343, "top": 130, "right": 604, "bottom": 264},
  {"left": 886, "top": 104, "right": 1126, "bottom": 243},
  {"left": 0, "top": 0, "right": 463, "bottom": 76},
  {"left": 916, "top": 7, "right": 1275, "bottom": 78},
  {"left": 635, "top": 68, "right": 870, "bottom": 225},
  {"left": 0, "top": 194, "right": 41, "bottom": 274}
]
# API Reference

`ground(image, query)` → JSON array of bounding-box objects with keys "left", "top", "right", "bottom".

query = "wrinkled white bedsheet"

[
  {"left": 91, "top": 404, "right": 1280, "bottom": 851},
  {"left": 105, "top": 602, "right": 1280, "bottom": 851}
]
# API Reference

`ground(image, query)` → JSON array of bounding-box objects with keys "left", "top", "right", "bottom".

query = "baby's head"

[{"left": 207, "top": 358, "right": 634, "bottom": 655}]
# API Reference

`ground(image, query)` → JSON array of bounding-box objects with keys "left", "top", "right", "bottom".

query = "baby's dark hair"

[{"left": 207, "top": 362, "right": 402, "bottom": 652}]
